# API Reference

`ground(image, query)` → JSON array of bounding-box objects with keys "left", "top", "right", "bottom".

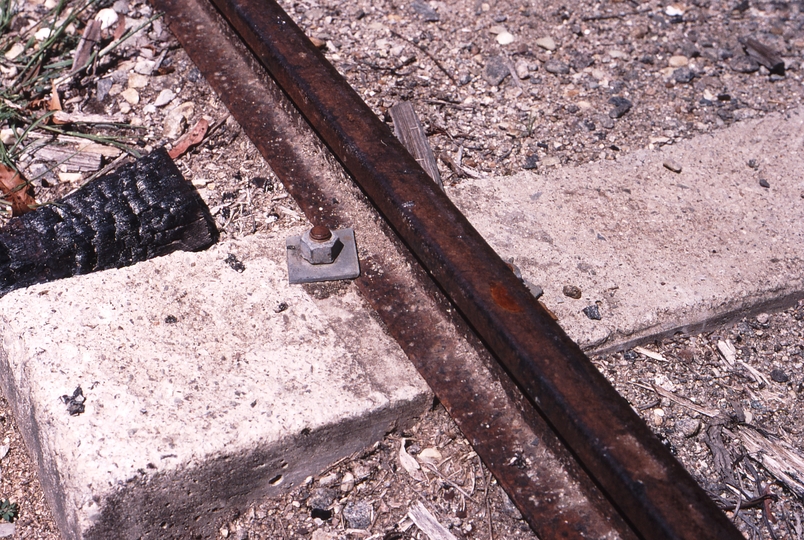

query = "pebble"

[
  {"left": 562, "top": 284, "right": 582, "bottom": 299},
  {"left": 668, "top": 55, "right": 689, "bottom": 67},
  {"left": 676, "top": 418, "right": 701, "bottom": 438},
  {"left": 411, "top": 0, "right": 439, "bottom": 21},
  {"left": 608, "top": 49, "right": 628, "bottom": 60},
  {"left": 730, "top": 56, "right": 760, "bottom": 73},
  {"left": 673, "top": 67, "right": 695, "bottom": 84},
  {"left": 34, "top": 28, "right": 52, "bottom": 41},
  {"left": 607, "top": 96, "right": 632, "bottom": 119},
  {"left": 523, "top": 154, "right": 539, "bottom": 169},
  {"left": 342, "top": 501, "right": 371, "bottom": 529},
  {"left": 3, "top": 43, "right": 24, "bottom": 60},
  {"left": 0, "top": 129, "right": 16, "bottom": 145},
  {"left": 582, "top": 304, "right": 601, "bottom": 320},
  {"left": 483, "top": 56, "right": 510, "bottom": 86},
  {"left": 514, "top": 60, "right": 530, "bottom": 79},
  {"left": 544, "top": 59, "right": 569, "bottom": 75},
  {"left": 163, "top": 102, "right": 195, "bottom": 138},
  {"left": 756, "top": 313, "right": 770, "bottom": 325},
  {"left": 120, "top": 88, "right": 140, "bottom": 105},
  {"left": 307, "top": 488, "right": 336, "bottom": 511},
  {"left": 128, "top": 73, "right": 149, "bottom": 89},
  {"left": 571, "top": 52, "right": 594, "bottom": 71},
  {"left": 340, "top": 472, "right": 355, "bottom": 492},
  {"left": 663, "top": 159, "right": 682, "bottom": 173},
  {"left": 154, "top": 89, "right": 176, "bottom": 107},
  {"left": 96, "top": 78, "right": 113, "bottom": 102},
  {"left": 496, "top": 31, "right": 514, "bottom": 45},
  {"left": 534, "top": 36, "right": 557, "bottom": 51},
  {"left": 770, "top": 369, "right": 789, "bottom": 383},
  {"left": 134, "top": 59, "right": 156, "bottom": 75},
  {"left": 759, "top": 178, "right": 770, "bottom": 188}
]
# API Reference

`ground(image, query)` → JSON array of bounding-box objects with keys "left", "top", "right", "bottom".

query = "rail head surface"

[{"left": 161, "top": 0, "right": 745, "bottom": 538}]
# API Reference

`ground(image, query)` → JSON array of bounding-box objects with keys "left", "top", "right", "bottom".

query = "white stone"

[
  {"left": 534, "top": 36, "right": 557, "bottom": 51},
  {"left": 154, "top": 89, "right": 176, "bottom": 107},
  {"left": 94, "top": 8, "right": 119, "bottom": 30},
  {"left": 496, "top": 31, "right": 514, "bottom": 45}
]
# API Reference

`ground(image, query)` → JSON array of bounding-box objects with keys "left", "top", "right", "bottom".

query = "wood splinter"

[{"left": 0, "top": 148, "right": 218, "bottom": 297}]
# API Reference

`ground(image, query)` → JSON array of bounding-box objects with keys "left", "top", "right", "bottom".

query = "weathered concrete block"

[
  {"left": 0, "top": 231, "right": 430, "bottom": 539},
  {"left": 448, "top": 108, "right": 804, "bottom": 352}
]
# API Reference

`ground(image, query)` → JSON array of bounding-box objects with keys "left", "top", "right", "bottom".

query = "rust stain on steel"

[
  {"left": 151, "top": 0, "right": 639, "bottom": 537},
  {"left": 201, "top": 0, "right": 745, "bottom": 538},
  {"left": 490, "top": 282, "right": 524, "bottom": 313}
]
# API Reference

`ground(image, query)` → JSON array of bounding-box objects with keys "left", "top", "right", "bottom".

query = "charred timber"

[{"left": 0, "top": 148, "right": 218, "bottom": 297}]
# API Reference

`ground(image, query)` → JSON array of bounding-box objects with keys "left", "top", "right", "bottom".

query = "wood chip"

[
  {"left": 633, "top": 346, "right": 667, "bottom": 362},
  {"left": 389, "top": 102, "right": 443, "bottom": 190},
  {"left": 34, "top": 146, "right": 103, "bottom": 172},
  {"left": 738, "top": 426, "right": 804, "bottom": 499},
  {"left": 651, "top": 383, "right": 719, "bottom": 417},
  {"left": 52, "top": 111, "right": 126, "bottom": 125},
  {"left": 408, "top": 502, "right": 457, "bottom": 540},
  {"left": 168, "top": 117, "right": 209, "bottom": 159},
  {"left": 71, "top": 19, "right": 102, "bottom": 72},
  {"left": 0, "top": 164, "right": 35, "bottom": 216},
  {"left": 717, "top": 339, "right": 737, "bottom": 366},
  {"left": 742, "top": 37, "right": 784, "bottom": 74}
]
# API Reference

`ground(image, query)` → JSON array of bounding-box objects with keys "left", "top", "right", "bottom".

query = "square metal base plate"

[{"left": 286, "top": 228, "right": 360, "bottom": 284}]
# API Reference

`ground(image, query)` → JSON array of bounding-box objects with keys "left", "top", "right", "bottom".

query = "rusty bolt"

[
  {"left": 300, "top": 226, "right": 343, "bottom": 264},
  {"left": 309, "top": 225, "right": 332, "bottom": 241}
]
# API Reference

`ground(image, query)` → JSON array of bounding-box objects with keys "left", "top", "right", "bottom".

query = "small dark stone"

[
  {"left": 730, "top": 56, "right": 760, "bottom": 73},
  {"left": 492, "top": 14, "right": 507, "bottom": 22},
  {"left": 582, "top": 304, "right": 602, "bottom": 320},
  {"left": 608, "top": 96, "right": 632, "bottom": 119},
  {"left": 759, "top": 178, "right": 770, "bottom": 188},
  {"left": 717, "top": 108, "right": 734, "bottom": 121},
  {"left": 274, "top": 302, "right": 289, "bottom": 313},
  {"left": 307, "top": 488, "right": 336, "bottom": 511},
  {"left": 250, "top": 176, "right": 273, "bottom": 190},
  {"left": 61, "top": 387, "right": 86, "bottom": 416},
  {"left": 523, "top": 155, "right": 540, "bottom": 170},
  {"left": 187, "top": 67, "right": 202, "bottom": 83},
  {"left": 717, "top": 93, "right": 732, "bottom": 101},
  {"left": 342, "top": 501, "right": 372, "bottom": 529},
  {"left": 225, "top": 254, "right": 246, "bottom": 272},
  {"left": 770, "top": 369, "right": 789, "bottom": 383},
  {"left": 544, "top": 59, "right": 570, "bottom": 75},
  {"left": 562, "top": 284, "right": 582, "bottom": 299},
  {"left": 411, "top": 0, "right": 439, "bottom": 22},
  {"left": 583, "top": 119, "right": 596, "bottom": 131},
  {"left": 640, "top": 54, "right": 655, "bottom": 65},
  {"left": 623, "top": 350, "right": 638, "bottom": 361},
  {"left": 164, "top": 315, "right": 178, "bottom": 324},
  {"left": 483, "top": 56, "right": 510, "bottom": 86},
  {"left": 565, "top": 104, "right": 580, "bottom": 114},
  {"left": 571, "top": 52, "right": 594, "bottom": 71},
  {"left": 673, "top": 67, "right": 695, "bottom": 84},
  {"left": 747, "top": 159, "right": 759, "bottom": 169}
]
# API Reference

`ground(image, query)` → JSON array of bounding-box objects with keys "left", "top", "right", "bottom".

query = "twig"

[
  {"left": 581, "top": 11, "right": 636, "bottom": 21},
  {"left": 479, "top": 456, "right": 494, "bottom": 540},
  {"left": 389, "top": 30, "right": 457, "bottom": 85}
]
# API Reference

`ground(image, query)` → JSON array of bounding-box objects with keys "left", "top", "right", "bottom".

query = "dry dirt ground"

[{"left": 1, "top": 0, "right": 803, "bottom": 538}]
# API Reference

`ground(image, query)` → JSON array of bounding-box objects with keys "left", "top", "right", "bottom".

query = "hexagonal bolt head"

[{"left": 300, "top": 227, "right": 343, "bottom": 265}]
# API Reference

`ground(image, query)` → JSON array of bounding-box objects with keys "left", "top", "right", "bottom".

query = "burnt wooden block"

[{"left": 0, "top": 148, "right": 218, "bottom": 296}]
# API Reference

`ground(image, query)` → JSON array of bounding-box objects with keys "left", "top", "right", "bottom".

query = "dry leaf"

[
  {"left": 49, "top": 82, "right": 62, "bottom": 112},
  {"left": 168, "top": 118, "right": 209, "bottom": 159},
  {"left": 0, "top": 164, "right": 35, "bottom": 216},
  {"left": 399, "top": 439, "right": 423, "bottom": 481},
  {"left": 113, "top": 13, "right": 127, "bottom": 41}
]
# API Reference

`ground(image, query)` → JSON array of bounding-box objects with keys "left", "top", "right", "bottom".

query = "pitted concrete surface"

[
  {"left": 0, "top": 230, "right": 430, "bottom": 540},
  {"left": 449, "top": 108, "right": 804, "bottom": 352}
]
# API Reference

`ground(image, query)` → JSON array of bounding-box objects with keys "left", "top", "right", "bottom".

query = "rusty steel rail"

[
  {"left": 152, "top": 0, "right": 744, "bottom": 538},
  {"left": 151, "top": 0, "right": 643, "bottom": 537}
]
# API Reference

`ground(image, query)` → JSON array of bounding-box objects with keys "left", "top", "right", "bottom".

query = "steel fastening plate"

[{"left": 286, "top": 228, "right": 360, "bottom": 284}]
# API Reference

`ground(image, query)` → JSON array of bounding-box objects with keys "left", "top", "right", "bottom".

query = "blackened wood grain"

[{"left": 0, "top": 148, "right": 218, "bottom": 296}]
